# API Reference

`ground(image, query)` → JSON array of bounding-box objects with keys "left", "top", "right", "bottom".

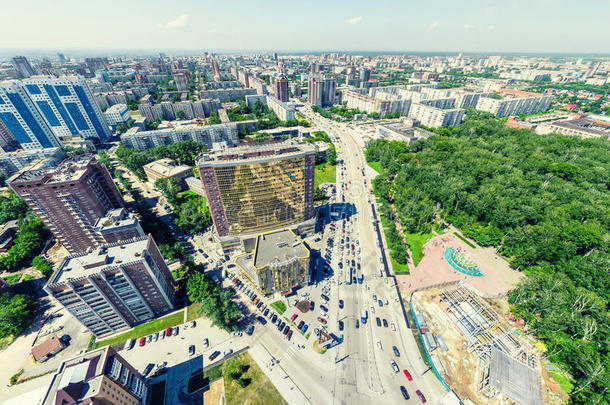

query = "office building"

[
  {"left": 23, "top": 76, "right": 111, "bottom": 141},
  {"left": 0, "top": 81, "right": 61, "bottom": 150},
  {"left": 8, "top": 155, "right": 126, "bottom": 253},
  {"left": 121, "top": 122, "right": 239, "bottom": 151},
  {"left": 408, "top": 103, "right": 465, "bottom": 128},
  {"left": 236, "top": 229, "right": 310, "bottom": 295},
  {"left": 266, "top": 95, "right": 296, "bottom": 122},
  {"left": 307, "top": 75, "right": 336, "bottom": 107},
  {"left": 475, "top": 89, "right": 553, "bottom": 117},
  {"left": 197, "top": 141, "right": 315, "bottom": 237},
  {"left": 275, "top": 74, "right": 289, "bottom": 102},
  {"left": 103, "top": 103, "right": 131, "bottom": 126},
  {"left": 85, "top": 57, "right": 107, "bottom": 76},
  {"left": 40, "top": 346, "right": 147, "bottom": 404},
  {"left": 44, "top": 235, "right": 175, "bottom": 337},
  {"left": 12, "top": 56, "right": 35, "bottom": 78},
  {"left": 143, "top": 158, "right": 193, "bottom": 188}
]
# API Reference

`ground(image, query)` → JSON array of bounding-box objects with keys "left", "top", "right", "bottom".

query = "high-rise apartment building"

[
  {"left": 23, "top": 76, "right": 111, "bottom": 141},
  {"left": 173, "top": 72, "right": 189, "bottom": 91},
  {"left": 275, "top": 74, "right": 289, "bottom": 102},
  {"left": 41, "top": 346, "right": 147, "bottom": 404},
  {"left": 307, "top": 75, "right": 336, "bottom": 107},
  {"left": 198, "top": 141, "right": 316, "bottom": 237},
  {"left": 8, "top": 155, "right": 129, "bottom": 253},
  {"left": 360, "top": 68, "right": 371, "bottom": 82},
  {"left": 211, "top": 58, "right": 220, "bottom": 77},
  {"left": 85, "top": 57, "right": 107, "bottom": 76},
  {"left": 0, "top": 119, "right": 18, "bottom": 152},
  {"left": 44, "top": 235, "right": 175, "bottom": 337},
  {"left": 12, "top": 56, "right": 35, "bottom": 78},
  {"left": 0, "top": 81, "right": 61, "bottom": 150}
]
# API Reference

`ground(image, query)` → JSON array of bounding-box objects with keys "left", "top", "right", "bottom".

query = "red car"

[
  {"left": 416, "top": 390, "right": 426, "bottom": 403},
  {"left": 286, "top": 330, "right": 293, "bottom": 340},
  {"left": 291, "top": 313, "right": 298, "bottom": 322},
  {"left": 165, "top": 327, "right": 172, "bottom": 337},
  {"left": 403, "top": 369, "right": 413, "bottom": 381},
  {"left": 139, "top": 337, "right": 146, "bottom": 347},
  {"left": 317, "top": 317, "right": 327, "bottom": 324}
]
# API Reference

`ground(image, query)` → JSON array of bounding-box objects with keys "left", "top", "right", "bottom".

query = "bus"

[
  {"left": 345, "top": 266, "right": 352, "bottom": 285},
  {"left": 361, "top": 309, "right": 368, "bottom": 324}
]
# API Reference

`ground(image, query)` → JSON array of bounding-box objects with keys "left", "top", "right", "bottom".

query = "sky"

[{"left": 1, "top": 0, "right": 609, "bottom": 54}]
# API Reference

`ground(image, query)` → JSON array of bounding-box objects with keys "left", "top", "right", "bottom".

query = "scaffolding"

[{"left": 438, "top": 285, "right": 541, "bottom": 404}]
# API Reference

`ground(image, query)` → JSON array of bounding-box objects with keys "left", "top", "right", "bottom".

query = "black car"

[
  {"left": 264, "top": 308, "right": 269, "bottom": 317},
  {"left": 209, "top": 351, "right": 221, "bottom": 361},
  {"left": 321, "top": 294, "right": 330, "bottom": 301},
  {"left": 257, "top": 301, "right": 263, "bottom": 309},
  {"left": 271, "top": 314, "right": 278, "bottom": 324},
  {"left": 283, "top": 325, "right": 290, "bottom": 335},
  {"left": 338, "top": 320, "right": 344, "bottom": 331},
  {"left": 251, "top": 294, "right": 258, "bottom": 302},
  {"left": 383, "top": 319, "right": 388, "bottom": 328},
  {"left": 278, "top": 321, "right": 286, "bottom": 331},
  {"left": 320, "top": 305, "right": 328, "bottom": 312},
  {"left": 376, "top": 317, "right": 381, "bottom": 327},
  {"left": 247, "top": 325, "right": 255, "bottom": 336},
  {"left": 393, "top": 346, "right": 400, "bottom": 357},
  {"left": 298, "top": 320, "right": 305, "bottom": 329},
  {"left": 355, "top": 320, "right": 359, "bottom": 328},
  {"left": 339, "top": 299, "right": 344, "bottom": 309},
  {"left": 257, "top": 316, "right": 267, "bottom": 325},
  {"left": 400, "top": 386, "right": 410, "bottom": 400},
  {"left": 310, "top": 301, "right": 315, "bottom": 311}
]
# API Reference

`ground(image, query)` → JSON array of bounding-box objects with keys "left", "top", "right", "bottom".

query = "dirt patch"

[{"left": 204, "top": 378, "right": 225, "bottom": 405}]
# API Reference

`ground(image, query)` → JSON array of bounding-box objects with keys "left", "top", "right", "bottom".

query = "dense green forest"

[{"left": 365, "top": 120, "right": 609, "bottom": 403}]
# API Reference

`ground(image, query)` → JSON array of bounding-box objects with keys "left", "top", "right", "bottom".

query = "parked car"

[
  {"left": 339, "top": 299, "right": 344, "bottom": 309},
  {"left": 377, "top": 340, "right": 382, "bottom": 350},
  {"left": 391, "top": 323, "right": 396, "bottom": 331},
  {"left": 257, "top": 316, "right": 267, "bottom": 325},
  {"left": 378, "top": 299, "right": 383, "bottom": 307},
  {"left": 400, "top": 386, "right": 410, "bottom": 400},
  {"left": 142, "top": 363, "right": 155, "bottom": 377},
  {"left": 224, "top": 349, "right": 233, "bottom": 356},
  {"left": 165, "top": 327, "right": 172, "bottom": 337},
  {"left": 376, "top": 317, "right": 381, "bottom": 327},
  {"left": 291, "top": 313, "right": 298, "bottom": 322},
  {"left": 246, "top": 325, "right": 254, "bottom": 336},
  {"left": 286, "top": 330, "right": 293, "bottom": 340},
  {"left": 403, "top": 369, "right": 413, "bottom": 381},
  {"left": 416, "top": 390, "right": 426, "bottom": 403},
  {"left": 203, "top": 338, "right": 209, "bottom": 348},
  {"left": 271, "top": 314, "right": 278, "bottom": 324},
  {"left": 338, "top": 320, "right": 344, "bottom": 331},
  {"left": 390, "top": 360, "right": 399, "bottom": 373},
  {"left": 309, "top": 301, "right": 315, "bottom": 311},
  {"left": 209, "top": 351, "right": 221, "bottom": 361},
  {"left": 383, "top": 319, "right": 388, "bottom": 328},
  {"left": 302, "top": 324, "right": 308, "bottom": 333},
  {"left": 264, "top": 308, "right": 269, "bottom": 317},
  {"left": 298, "top": 320, "right": 305, "bottom": 329},
  {"left": 189, "top": 345, "right": 195, "bottom": 356},
  {"left": 317, "top": 317, "right": 327, "bottom": 324},
  {"left": 320, "top": 305, "right": 328, "bottom": 312},
  {"left": 283, "top": 325, "right": 290, "bottom": 335},
  {"left": 278, "top": 321, "right": 286, "bottom": 331},
  {"left": 139, "top": 337, "right": 146, "bottom": 347},
  {"left": 393, "top": 346, "right": 400, "bottom": 357}
]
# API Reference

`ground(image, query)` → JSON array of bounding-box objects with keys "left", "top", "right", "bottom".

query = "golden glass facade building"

[{"left": 198, "top": 142, "right": 316, "bottom": 237}]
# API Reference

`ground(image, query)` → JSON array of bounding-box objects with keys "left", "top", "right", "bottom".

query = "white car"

[
  {"left": 224, "top": 349, "right": 233, "bottom": 356},
  {"left": 390, "top": 323, "right": 396, "bottom": 331},
  {"left": 377, "top": 340, "right": 382, "bottom": 350},
  {"left": 203, "top": 338, "right": 209, "bottom": 348}
]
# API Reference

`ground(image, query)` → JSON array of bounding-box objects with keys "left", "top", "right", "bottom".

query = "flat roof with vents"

[
  {"left": 253, "top": 229, "right": 309, "bottom": 269},
  {"left": 489, "top": 347, "right": 543, "bottom": 405}
]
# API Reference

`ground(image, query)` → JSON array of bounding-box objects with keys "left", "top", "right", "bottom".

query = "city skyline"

[{"left": 1, "top": 0, "right": 609, "bottom": 54}]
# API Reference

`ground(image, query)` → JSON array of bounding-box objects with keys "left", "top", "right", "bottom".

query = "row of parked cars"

[{"left": 232, "top": 277, "right": 293, "bottom": 341}]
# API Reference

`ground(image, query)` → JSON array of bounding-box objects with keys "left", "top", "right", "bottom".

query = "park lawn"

[
  {"left": 186, "top": 302, "right": 205, "bottom": 322},
  {"left": 367, "top": 161, "right": 383, "bottom": 174},
  {"left": 94, "top": 311, "right": 184, "bottom": 349},
  {"left": 548, "top": 369, "right": 574, "bottom": 395},
  {"left": 203, "top": 363, "right": 224, "bottom": 384},
  {"left": 404, "top": 231, "right": 435, "bottom": 267},
  {"left": 390, "top": 257, "right": 411, "bottom": 274},
  {"left": 270, "top": 300, "right": 286, "bottom": 315},
  {"left": 314, "top": 163, "right": 336, "bottom": 188},
  {"left": 224, "top": 352, "right": 287, "bottom": 405},
  {"left": 0, "top": 335, "right": 15, "bottom": 351}
]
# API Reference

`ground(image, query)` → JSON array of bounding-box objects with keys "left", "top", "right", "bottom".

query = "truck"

[
  {"left": 361, "top": 309, "right": 368, "bottom": 324},
  {"left": 345, "top": 266, "right": 352, "bottom": 285}
]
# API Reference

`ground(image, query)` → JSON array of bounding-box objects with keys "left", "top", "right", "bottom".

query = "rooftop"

[
  {"left": 48, "top": 236, "right": 151, "bottom": 285},
  {"left": 93, "top": 208, "right": 138, "bottom": 233},
  {"left": 551, "top": 118, "right": 610, "bottom": 136},
  {"left": 197, "top": 140, "right": 315, "bottom": 167},
  {"left": 143, "top": 158, "right": 192, "bottom": 177},
  {"left": 8, "top": 154, "right": 95, "bottom": 184},
  {"left": 253, "top": 229, "right": 309, "bottom": 269},
  {"left": 489, "top": 347, "right": 543, "bottom": 405}
]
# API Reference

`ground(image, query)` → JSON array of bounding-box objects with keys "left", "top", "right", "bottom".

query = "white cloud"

[
  {"left": 165, "top": 14, "right": 189, "bottom": 29},
  {"left": 464, "top": 24, "right": 474, "bottom": 30},
  {"left": 428, "top": 21, "right": 439, "bottom": 31},
  {"left": 346, "top": 16, "right": 363, "bottom": 25},
  {"left": 487, "top": 25, "right": 496, "bottom": 31}
]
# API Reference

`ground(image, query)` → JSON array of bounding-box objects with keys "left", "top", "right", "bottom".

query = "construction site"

[{"left": 409, "top": 282, "right": 561, "bottom": 405}]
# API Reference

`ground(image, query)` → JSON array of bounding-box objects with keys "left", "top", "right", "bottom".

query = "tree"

[
  {"left": 314, "top": 186, "right": 326, "bottom": 201},
  {"left": 31, "top": 256, "right": 53, "bottom": 278},
  {"left": 187, "top": 272, "right": 240, "bottom": 332},
  {"left": 176, "top": 110, "right": 186, "bottom": 120},
  {"left": 0, "top": 192, "right": 28, "bottom": 224},
  {"left": 0, "top": 293, "right": 35, "bottom": 338}
]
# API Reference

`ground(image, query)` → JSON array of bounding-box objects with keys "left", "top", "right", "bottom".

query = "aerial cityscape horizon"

[{"left": 0, "top": 2, "right": 608, "bottom": 405}]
